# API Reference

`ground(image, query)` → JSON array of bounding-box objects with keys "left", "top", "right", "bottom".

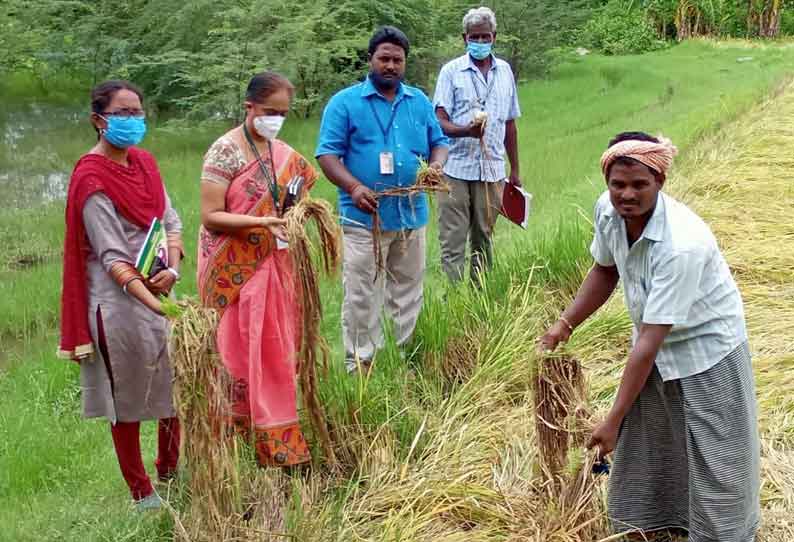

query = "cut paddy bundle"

[
  {"left": 371, "top": 160, "right": 449, "bottom": 279},
  {"left": 370, "top": 213, "right": 385, "bottom": 282},
  {"left": 534, "top": 353, "right": 590, "bottom": 477},
  {"left": 377, "top": 159, "right": 450, "bottom": 198},
  {"left": 285, "top": 196, "right": 342, "bottom": 467},
  {"left": 168, "top": 300, "right": 240, "bottom": 538},
  {"left": 529, "top": 352, "right": 606, "bottom": 541}
]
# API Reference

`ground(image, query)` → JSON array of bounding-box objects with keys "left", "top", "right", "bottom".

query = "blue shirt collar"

[{"left": 361, "top": 76, "right": 414, "bottom": 99}]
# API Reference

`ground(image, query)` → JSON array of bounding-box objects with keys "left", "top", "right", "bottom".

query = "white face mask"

[{"left": 253, "top": 115, "right": 285, "bottom": 140}]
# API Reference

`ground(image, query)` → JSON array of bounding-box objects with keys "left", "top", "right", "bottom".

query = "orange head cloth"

[{"left": 600, "top": 135, "right": 678, "bottom": 178}]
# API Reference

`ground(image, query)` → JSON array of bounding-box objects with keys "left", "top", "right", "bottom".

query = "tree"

[{"left": 748, "top": 0, "right": 786, "bottom": 37}]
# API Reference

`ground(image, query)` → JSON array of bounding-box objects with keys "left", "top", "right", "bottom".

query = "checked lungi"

[{"left": 608, "top": 342, "right": 761, "bottom": 541}]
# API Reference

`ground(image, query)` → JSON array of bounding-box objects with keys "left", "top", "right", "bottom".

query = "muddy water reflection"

[{"left": 0, "top": 103, "right": 93, "bottom": 208}]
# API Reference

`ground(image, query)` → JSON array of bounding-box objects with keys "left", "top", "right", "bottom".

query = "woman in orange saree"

[{"left": 198, "top": 72, "right": 318, "bottom": 467}]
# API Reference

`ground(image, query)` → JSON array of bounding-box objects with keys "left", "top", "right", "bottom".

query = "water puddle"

[{"left": 0, "top": 102, "right": 92, "bottom": 209}]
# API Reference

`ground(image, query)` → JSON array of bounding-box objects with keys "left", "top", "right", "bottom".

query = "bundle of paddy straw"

[
  {"left": 371, "top": 160, "right": 449, "bottom": 279},
  {"left": 533, "top": 353, "right": 605, "bottom": 540},
  {"left": 285, "top": 196, "right": 342, "bottom": 467},
  {"left": 168, "top": 300, "right": 240, "bottom": 536},
  {"left": 534, "top": 353, "right": 590, "bottom": 477},
  {"left": 377, "top": 159, "right": 450, "bottom": 197}
]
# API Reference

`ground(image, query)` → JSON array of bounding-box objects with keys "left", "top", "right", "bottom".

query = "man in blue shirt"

[{"left": 316, "top": 26, "right": 449, "bottom": 373}]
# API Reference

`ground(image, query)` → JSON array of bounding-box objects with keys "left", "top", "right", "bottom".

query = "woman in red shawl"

[{"left": 59, "top": 80, "right": 183, "bottom": 511}]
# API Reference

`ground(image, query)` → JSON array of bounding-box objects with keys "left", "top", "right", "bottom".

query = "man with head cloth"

[
  {"left": 316, "top": 26, "right": 449, "bottom": 374},
  {"left": 540, "top": 132, "right": 760, "bottom": 541},
  {"left": 433, "top": 6, "right": 521, "bottom": 284}
]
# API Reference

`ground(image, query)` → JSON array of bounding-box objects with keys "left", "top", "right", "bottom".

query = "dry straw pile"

[{"left": 666, "top": 82, "right": 794, "bottom": 541}]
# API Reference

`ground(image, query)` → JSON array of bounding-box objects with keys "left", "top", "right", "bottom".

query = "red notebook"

[{"left": 500, "top": 182, "right": 532, "bottom": 229}]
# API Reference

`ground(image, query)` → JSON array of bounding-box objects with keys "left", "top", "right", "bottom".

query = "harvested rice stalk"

[
  {"left": 285, "top": 196, "right": 341, "bottom": 467},
  {"left": 169, "top": 300, "right": 240, "bottom": 536},
  {"left": 371, "top": 160, "right": 448, "bottom": 279},
  {"left": 377, "top": 159, "right": 450, "bottom": 198},
  {"left": 470, "top": 113, "right": 503, "bottom": 223},
  {"left": 534, "top": 353, "right": 589, "bottom": 477},
  {"left": 371, "top": 212, "right": 384, "bottom": 282},
  {"left": 414, "top": 159, "right": 447, "bottom": 190}
]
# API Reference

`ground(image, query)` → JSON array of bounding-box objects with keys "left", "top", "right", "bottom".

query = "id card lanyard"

[
  {"left": 243, "top": 124, "right": 281, "bottom": 216},
  {"left": 469, "top": 68, "right": 494, "bottom": 111},
  {"left": 368, "top": 98, "right": 401, "bottom": 175}
]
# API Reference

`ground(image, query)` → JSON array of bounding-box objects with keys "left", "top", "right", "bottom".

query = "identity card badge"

[{"left": 379, "top": 151, "right": 395, "bottom": 175}]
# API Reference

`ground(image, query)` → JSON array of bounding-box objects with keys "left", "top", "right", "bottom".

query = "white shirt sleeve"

[
  {"left": 589, "top": 200, "right": 615, "bottom": 267},
  {"left": 507, "top": 67, "right": 521, "bottom": 120},
  {"left": 432, "top": 65, "right": 455, "bottom": 115}
]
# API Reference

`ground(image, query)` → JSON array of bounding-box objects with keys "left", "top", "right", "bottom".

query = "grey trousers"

[
  {"left": 438, "top": 175, "right": 504, "bottom": 283},
  {"left": 341, "top": 225, "right": 425, "bottom": 371}
]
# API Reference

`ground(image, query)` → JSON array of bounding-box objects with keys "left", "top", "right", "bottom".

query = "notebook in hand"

[
  {"left": 135, "top": 218, "right": 168, "bottom": 278},
  {"left": 499, "top": 182, "right": 532, "bottom": 229}
]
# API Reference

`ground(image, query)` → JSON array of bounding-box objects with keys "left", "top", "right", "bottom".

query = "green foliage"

[
  {"left": 781, "top": 5, "right": 794, "bottom": 34},
  {"left": 0, "top": 0, "right": 599, "bottom": 117},
  {"left": 580, "top": 1, "right": 666, "bottom": 54},
  {"left": 580, "top": 1, "right": 791, "bottom": 47},
  {"left": 636, "top": 0, "right": 788, "bottom": 41}
]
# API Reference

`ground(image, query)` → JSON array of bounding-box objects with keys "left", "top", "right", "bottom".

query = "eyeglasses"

[{"left": 101, "top": 108, "right": 146, "bottom": 119}]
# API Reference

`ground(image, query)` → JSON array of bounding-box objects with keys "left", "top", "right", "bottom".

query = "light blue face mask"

[
  {"left": 467, "top": 40, "right": 493, "bottom": 61},
  {"left": 100, "top": 115, "right": 147, "bottom": 149}
]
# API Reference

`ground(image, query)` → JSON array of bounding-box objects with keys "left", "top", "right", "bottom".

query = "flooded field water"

[{"left": 0, "top": 102, "right": 93, "bottom": 209}]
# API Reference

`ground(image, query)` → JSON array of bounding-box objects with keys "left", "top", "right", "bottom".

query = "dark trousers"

[{"left": 109, "top": 417, "right": 180, "bottom": 500}]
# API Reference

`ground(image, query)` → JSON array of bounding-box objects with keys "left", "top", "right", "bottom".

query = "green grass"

[{"left": 1, "top": 39, "right": 793, "bottom": 540}]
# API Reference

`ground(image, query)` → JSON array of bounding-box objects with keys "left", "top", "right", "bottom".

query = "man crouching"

[{"left": 539, "top": 131, "right": 760, "bottom": 541}]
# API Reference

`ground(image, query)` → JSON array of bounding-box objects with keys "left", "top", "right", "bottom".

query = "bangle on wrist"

[
  {"left": 167, "top": 267, "right": 181, "bottom": 281},
  {"left": 122, "top": 276, "right": 143, "bottom": 294},
  {"left": 559, "top": 315, "right": 574, "bottom": 333},
  {"left": 110, "top": 262, "right": 144, "bottom": 293}
]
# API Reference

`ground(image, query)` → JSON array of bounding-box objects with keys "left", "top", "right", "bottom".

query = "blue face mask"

[
  {"left": 467, "top": 40, "right": 493, "bottom": 60},
  {"left": 101, "top": 115, "right": 147, "bottom": 148}
]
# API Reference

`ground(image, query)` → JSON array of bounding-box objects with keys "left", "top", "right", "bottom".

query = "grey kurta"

[{"left": 79, "top": 192, "right": 181, "bottom": 423}]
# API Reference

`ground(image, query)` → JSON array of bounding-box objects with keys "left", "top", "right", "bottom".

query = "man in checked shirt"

[{"left": 433, "top": 6, "right": 522, "bottom": 284}]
